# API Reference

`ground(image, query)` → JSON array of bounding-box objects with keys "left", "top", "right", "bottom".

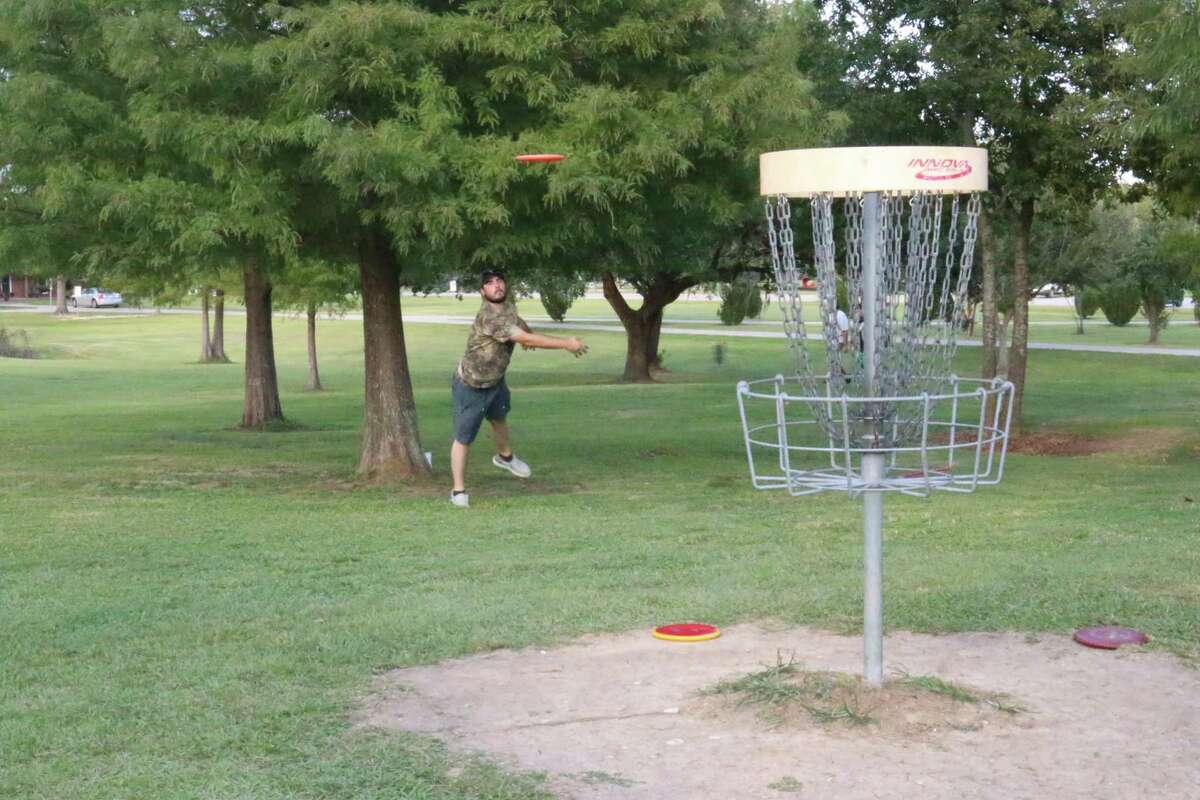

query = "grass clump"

[
  {"left": 894, "top": 672, "right": 980, "bottom": 703},
  {"left": 893, "top": 671, "right": 1027, "bottom": 714},
  {"left": 768, "top": 775, "right": 805, "bottom": 793},
  {"left": 703, "top": 653, "right": 875, "bottom": 726}
]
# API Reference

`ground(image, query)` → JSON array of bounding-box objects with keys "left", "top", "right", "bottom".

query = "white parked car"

[{"left": 73, "top": 288, "right": 122, "bottom": 308}]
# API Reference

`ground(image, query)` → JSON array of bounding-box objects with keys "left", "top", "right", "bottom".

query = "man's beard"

[{"left": 485, "top": 291, "right": 507, "bottom": 304}]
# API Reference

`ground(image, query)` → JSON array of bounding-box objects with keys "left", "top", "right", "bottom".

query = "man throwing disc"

[{"left": 450, "top": 270, "right": 588, "bottom": 508}]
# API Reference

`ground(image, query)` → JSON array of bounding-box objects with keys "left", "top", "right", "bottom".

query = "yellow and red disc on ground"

[{"left": 652, "top": 623, "right": 721, "bottom": 643}]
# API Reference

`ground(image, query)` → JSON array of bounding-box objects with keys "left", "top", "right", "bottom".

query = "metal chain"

[{"left": 764, "top": 189, "right": 984, "bottom": 448}]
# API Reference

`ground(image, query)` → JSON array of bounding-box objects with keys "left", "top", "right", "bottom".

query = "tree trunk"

[
  {"left": 1007, "top": 200, "right": 1034, "bottom": 428},
  {"left": 997, "top": 313, "right": 1011, "bottom": 376},
  {"left": 602, "top": 272, "right": 689, "bottom": 382},
  {"left": 979, "top": 211, "right": 999, "bottom": 380},
  {"left": 210, "top": 288, "right": 229, "bottom": 362},
  {"left": 241, "top": 263, "right": 284, "bottom": 428},
  {"left": 646, "top": 308, "right": 667, "bottom": 371},
  {"left": 305, "top": 302, "right": 323, "bottom": 391},
  {"left": 1144, "top": 298, "right": 1164, "bottom": 344},
  {"left": 54, "top": 276, "right": 68, "bottom": 315},
  {"left": 200, "top": 288, "right": 213, "bottom": 362},
  {"left": 357, "top": 228, "right": 431, "bottom": 480}
]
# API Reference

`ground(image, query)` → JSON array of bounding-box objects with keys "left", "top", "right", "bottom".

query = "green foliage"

[
  {"left": 530, "top": 274, "right": 587, "bottom": 323},
  {"left": 717, "top": 277, "right": 762, "bottom": 325},
  {"left": 1122, "top": 1, "right": 1200, "bottom": 217},
  {"left": 1074, "top": 287, "right": 1103, "bottom": 319},
  {"left": 1099, "top": 282, "right": 1142, "bottom": 327},
  {"left": 0, "top": 0, "right": 139, "bottom": 284},
  {"left": 835, "top": 278, "right": 849, "bottom": 313},
  {"left": 272, "top": 257, "right": 358, "bottom": 315}
]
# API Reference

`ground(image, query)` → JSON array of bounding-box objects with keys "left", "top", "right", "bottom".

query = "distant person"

[
  {"left": 836, "top": 308, "right": 849, "bottom": 350},
  {"left": 449, "top": 270, "right": 588, "bottom": 508}
]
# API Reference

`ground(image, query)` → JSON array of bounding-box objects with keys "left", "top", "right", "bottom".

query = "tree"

[
  {"left": 274, "top": 257, "right": 358, "bottom": 392},
  {"left": 558, "top": 2, "right": 838, "bottom": 381},
  {"left": 1158, "top": 220, "right": 1200, "bottom": 323},
  {"left": 1063, "top": 200, "right": 1195, "bottom": 341},
  {"left": 1121, "top": 0, "right": 1200, "bottom": 219},
  {"left": 252, "top": 0, "right": 843, "bottom": 478},
  {"left": 529, "top": 271, "right": 587, "bottom": 323},
  {"left": 1099, "top": 281, "right": 1141, "bottom": 326},
  {"left": 100, "top": 1, "right": 305, "bottom": 429},
  {"left": 717, "top": 273, "right": 763, "bottom": 326},
  {"left": 823, "top": 0, "right": 1123, "bottom": 426},
  {"left": 209, "top": 287, "right": 231, "bottom": 364},
  {"left": 0, "top": 0, "right": 138, "bottom": 319}
]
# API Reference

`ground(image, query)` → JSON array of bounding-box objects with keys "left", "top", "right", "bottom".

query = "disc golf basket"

[{"left": 736, "top": 147, "right": 1014, "bottom": 686}]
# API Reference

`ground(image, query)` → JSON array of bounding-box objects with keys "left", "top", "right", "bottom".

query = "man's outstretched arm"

[{"left": 510, "top": 328, "right": 588, "bottom": 356}]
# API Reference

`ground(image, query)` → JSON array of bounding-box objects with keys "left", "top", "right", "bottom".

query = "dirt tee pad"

[{"left": 357, "top": 624, "right": 1200, "bottom": 800}]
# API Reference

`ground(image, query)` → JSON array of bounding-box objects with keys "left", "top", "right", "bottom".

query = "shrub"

[
  {"left": 835, "top": 278, "right": 849, "bottom": 313},
  {"left": 534, "top": 277, "right": 586, "bottom": 322},
  {"left": 718, "top": 276, "right": 763, "bottom": 326},
  {"left": 744, "top": 283, "right": 763, "bottom": 319},
  {"left": 1074, "top": 287, "right": 1102, "bottom": 319},
  {"left": 1098, "top": 283, "right": 1141, "bottom": 327},
  {"left": 0, "top": 327, "right": 36, "bottom": 358}
]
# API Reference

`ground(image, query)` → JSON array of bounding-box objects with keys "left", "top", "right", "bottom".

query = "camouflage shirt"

[{"left": 457, "top": 300, "right": 529, "bottom": 388}]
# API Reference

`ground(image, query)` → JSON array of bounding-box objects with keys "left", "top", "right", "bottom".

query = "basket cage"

[
  {"left": 737, "top": 374, "right": 1013, "bottom": 497},
  {"left": 739, "top": 188, "right": 1012, "bottom": 495}
]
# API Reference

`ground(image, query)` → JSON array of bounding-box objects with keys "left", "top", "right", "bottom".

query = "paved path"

[{"left": 5, "top": 303, "right": 1199, "bottom": 358}]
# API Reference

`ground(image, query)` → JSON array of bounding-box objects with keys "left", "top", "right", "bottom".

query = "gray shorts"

[{"left": 452, "top": 374, "right": 511, "bottom": 445}]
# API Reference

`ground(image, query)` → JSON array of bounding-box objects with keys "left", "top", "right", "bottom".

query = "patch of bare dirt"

[
  {"left": 1009, "top": 427, "right": 1183, "bottom": 457},
  {"left": 358, "top": 623, "right": 1200, "bottom": 800}
]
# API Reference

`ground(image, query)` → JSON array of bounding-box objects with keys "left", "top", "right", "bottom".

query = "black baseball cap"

[{"left": 480, "top": 270, "right": 506, "bottom": 286}]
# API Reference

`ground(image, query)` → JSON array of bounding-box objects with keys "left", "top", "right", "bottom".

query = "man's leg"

[
  {"left": 451, "top": 439, "right": 470, "bottom": 492},
  {"left": 489, "top": 418, "right": 512, "bottom": 458},
  {"left": 488, "top": 417, "right": 531, "bottom": 478},
  {"left": 450, "top": 376, "right": 488, "bottom": 500}
]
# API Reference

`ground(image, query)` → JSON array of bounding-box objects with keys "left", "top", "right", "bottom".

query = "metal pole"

[
  {"left": 860, "top": 192, "right": 885, "bottom": 687},
  {"left": 862, "top": 453, "right": 884, "bottom": 686}
]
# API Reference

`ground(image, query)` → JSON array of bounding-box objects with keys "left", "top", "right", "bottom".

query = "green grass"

[
  {"left": 894, "top": 673, "right": 980, "bottom": 703},
  {"left": 2, "top": 306, "right": 1199, "bottom": 798},
  {"left": 702, "top": 655, "right": 874, "bottom": 725},
  {"left": 397, "top": 293, "right": 1200, "bottom": 348}
]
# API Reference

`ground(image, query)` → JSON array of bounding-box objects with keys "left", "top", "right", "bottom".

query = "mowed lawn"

[
  {"left": 394, "top": 293, "right": 1200, "bottom": 349},
  {"left": 2, "top": 307, "right": 1198, "bottom": 799}
]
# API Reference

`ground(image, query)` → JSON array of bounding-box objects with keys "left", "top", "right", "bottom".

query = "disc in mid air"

[{"left": 515, "top": 153, "right": 565, "bottom": 163}]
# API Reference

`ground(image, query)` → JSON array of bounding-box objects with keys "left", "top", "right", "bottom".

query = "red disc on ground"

[
  {"left": 652, "top": 623, "right": 720, "bottom": 642},
  {"left": 515, "top": 153, "right": 565, "bottom": 163},
  {"left": 1073, "top": 625, "right": 1149, "bottom": 649}
]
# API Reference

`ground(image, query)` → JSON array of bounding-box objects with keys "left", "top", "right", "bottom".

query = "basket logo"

[{"left": 909, "top": 157, "right": 973, "bottom": 181}]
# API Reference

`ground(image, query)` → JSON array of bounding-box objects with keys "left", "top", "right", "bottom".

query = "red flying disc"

[
  {"left": 515, "top": 153, "right": 565, "bottom": 163},
  {"left": 652, "top": 623, "right": 721, "bottom": 642},
  {"left": 1073, "top": 625, "right": 1149, "bottom": 650}
]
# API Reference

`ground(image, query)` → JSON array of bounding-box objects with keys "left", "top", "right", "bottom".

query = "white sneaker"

[
  {"left": 450, "top": 491, "right": 469, "bottom": 508},
  {"left": 492, "top": 453, "right": 532, "bottom": 478}
]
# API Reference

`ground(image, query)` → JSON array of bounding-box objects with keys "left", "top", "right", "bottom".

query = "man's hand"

[{"left": 566, "top": 337, "right": 588, "bottom": 357}]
